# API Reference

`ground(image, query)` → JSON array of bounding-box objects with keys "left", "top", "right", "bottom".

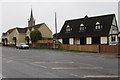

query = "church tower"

[{"left": 28, "top": 8, "right": 35, "bottom": 27}]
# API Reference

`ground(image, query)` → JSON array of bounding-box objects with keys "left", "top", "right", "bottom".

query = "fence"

[
  {"left": 32, "top": 40, "right": 54, "bottom": 48},
  {"left": 58, "top": 44, "right": 120, "bottom": 54},
  {"left": 36, "top": 40, "right": 53, "bottom": 44},
  {"left": 58, "top": 44, "right": 99, "bottom": 53},
  {"left": 32, "top": 40, "right": 120, "bottom": 54},
  {"left": 100, "top": 45, "right": 120, "bottom": 54}
]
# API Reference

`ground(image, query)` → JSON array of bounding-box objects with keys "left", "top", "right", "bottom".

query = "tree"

[{"left": 30, "top": 29, "right": 42, "bottom": 42}]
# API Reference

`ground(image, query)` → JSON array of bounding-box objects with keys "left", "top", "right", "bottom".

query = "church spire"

[
  {"left": 30, "top": 8, "right": 34, "bottom": 20},
  {"left": 28, "top": 8, "right": 35, "bottom": 27}
]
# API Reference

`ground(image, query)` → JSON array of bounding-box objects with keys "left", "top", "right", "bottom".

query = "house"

[
  {"left": 118, "top": 32, "right": 120, "bottom": 41},
  {"left": 57, "top": 14, "right": 120, "bottom": 45},
  {"left": 2, "top": 9, "right": 52, "bottom": 46}
]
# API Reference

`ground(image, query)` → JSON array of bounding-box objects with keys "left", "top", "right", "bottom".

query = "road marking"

[
  {"left": 15, "top": 59, "right": 31, "bottom": 60},
  {"left": 33, "top": 62, "right": 95, "bottom": 67},
  {"left": 0, "top": 73, "right": 5, "bottom": 78},
  {"left": 70, "top": 73, "right": 80, "bottom": 77},
  {"left": 39, "top": 65, "right": 47, "bottom": 68},
  {"left": 78, "top": 63, "right": 94, "bottom": 66},
  {"left": 7, "top": 60, "right": 13, "bottom": 63},
  {"left": 30, "top": 63, "right": 47, "bottom": 68},
  {"left": 83, "top": 75, "right": 119, "bottom": 78},
  {"left": 33, "top": 61, "right": 74, "bottom": 64},
  {"left": 52, "top": 67, "right": 103, "bottom": 70}
]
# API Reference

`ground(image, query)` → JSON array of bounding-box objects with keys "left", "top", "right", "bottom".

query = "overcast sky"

[{"left": 0, "top": 0, "right": 119, "bottom": 41}]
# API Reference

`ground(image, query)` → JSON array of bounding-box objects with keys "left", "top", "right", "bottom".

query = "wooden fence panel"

[
  {"left": 37, "top": 40, "right": 53, "bottom": 43},
  {"left": 33, "top": 40, "right": 120, "bottom": 54},
  {"left": 100, "top": 45, "right": 119, "bottom": 54},
  {"left": 58, "top": 44, "right": 99, "bottom": 52},
  {"left": 58, "top": 44, "right": 119, "bottom": 54}
]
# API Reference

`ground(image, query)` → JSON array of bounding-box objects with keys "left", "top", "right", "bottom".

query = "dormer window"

[
  {"left": 79, "top": 23, "right": 86, "bottom": 32},
  {"left": 66, "top": 25, "right": 72, "bottom": 33},
  {"left": 80, "top": 27, "right": 86, "bottom": 30},
  {"left": 95, "top": 22, "right": 102, "bottom": 30},
  {"left": 7, "top": 32, "right": 9, "bottom": 35}
]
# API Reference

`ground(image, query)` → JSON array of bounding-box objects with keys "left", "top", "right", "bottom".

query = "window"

[
  {"left": 79, "top": 23, "right": 86, "bottom": 32},
  {"left": 27, "top": 31, "right": 29, "bottom": 34},
  {"left": 96, "top": 25, "right": 100, "bottom": 29},
  {"left": 111, "top": 36, "right": 116, "bottom": 41},
  {"left": 66, "top": 25, "right": 72, "bottom": 33},
  {"left": 112, "top": 25, "right": 117, "bottom": 31},
  {"left": 80, "top": 27, "right": 86, "bottom": 30},
  {"left": 95, "top": 22, "right": 102, "bottom": 30},
  {"left": 7, "top": 32, "right": 9, "bottom": 35}
]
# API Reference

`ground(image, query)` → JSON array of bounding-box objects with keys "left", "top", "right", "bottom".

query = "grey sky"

[{"left": 0, "top": 1, "right": 119, "bottom": 41}]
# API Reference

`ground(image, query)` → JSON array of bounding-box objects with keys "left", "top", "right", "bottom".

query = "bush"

[{"left": 30, "top": 29, "right": 42, "bottom": 42}]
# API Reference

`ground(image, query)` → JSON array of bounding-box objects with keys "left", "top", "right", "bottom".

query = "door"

[
  {"left": 80, "top": 37, "right": 86, "bottom": 45},
  {"left": 63, "top": 38, "right": 69, "bottom": 44},
  {"left": 92, "top": 37, "right": 100, "bottom": 44}
]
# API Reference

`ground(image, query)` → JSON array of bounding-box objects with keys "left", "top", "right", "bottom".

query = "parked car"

[
  {"left": 109, "top": 41, "right": 120, "bottom": 45},
  {"left": 16, "top": 43, "right": 29, "bottom": 49}
]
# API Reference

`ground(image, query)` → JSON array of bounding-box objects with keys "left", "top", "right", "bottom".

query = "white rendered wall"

[
  {"left": 101, "top": 37, "right": 108, "bottom": 44},
  {"left": 69, "top": 38, "right": 74, "bottom": 45},
  {"left": 58, "top": 39, "right": 63, "bottom": 44},
  {"left": 74, "top": 38, "right": 80, "bottom": 44},
  {"left": 115, "top": 35, "right": 118, "bottom": 42},
  {"left": 86, "top": 37, "right": 92, "bottom": 44}
]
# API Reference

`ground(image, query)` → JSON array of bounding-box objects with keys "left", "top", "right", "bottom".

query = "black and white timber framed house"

[{"left": 57, "top": 14, "right": 120, "bottom": 45}]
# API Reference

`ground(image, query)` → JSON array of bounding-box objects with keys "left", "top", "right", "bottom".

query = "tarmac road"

[{"left": 1, "top": 46, "right": 119, "bottom": 79}]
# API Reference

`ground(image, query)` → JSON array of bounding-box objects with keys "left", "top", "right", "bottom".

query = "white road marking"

[
  {"left": 39, "top": 65, "right": 47, "bottom": 68},
  {"left": 30, "top": 63, "right": 47, "bottom": 68},
  {"left": 52, "top": 67, "right": 103, "bottom": 70},
  {"left": 83, "top": 75, "right": 119, "bottom": 78},
  {"left": 33, "top": 61, "right": 74, "bottom": 64},
  {"left": 70, "top": 73, "right": 80, "bottom": 77},
  {"left": 7, "top": 60, "right": 13, "bottom": 63},
  {"left": 33, "top": 61, "right": 94, "bottom": 67},
  {"left": 78, "top": 63, "right": 94, "bottom": 66},
  {"left": 0, "top": 73, "right": 5, "bottom": 78},
  {"left": 15, "top": 59, "right": 30, "bottom": 60}
]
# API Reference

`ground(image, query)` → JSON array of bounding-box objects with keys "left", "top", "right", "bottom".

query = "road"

[{"left": 1, "top": 46, "right": 119, "bottom": 79}]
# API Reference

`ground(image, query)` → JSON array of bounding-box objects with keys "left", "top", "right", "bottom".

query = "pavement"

[{"left": 1, "top": 46, "right": 119, "bottom": 79}]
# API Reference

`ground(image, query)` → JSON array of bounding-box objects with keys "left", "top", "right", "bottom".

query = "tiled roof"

[
  {"left": 25, "top": 23, "right": 44, "bottom": 31},
  {"left": 2, "top": 33, "right": 7, "bottom": 36},
  {"left": 2, "top": 23, "right": 44, "bottom": 36},
  {"left": 17, "top": 28, "right": 27, "bottom": 33},
  {"left": 2, "top": 28, "right": 16, "bottom": 36},
  {"left": 57, "top": 14, "right": 117, "bottom": 38}
]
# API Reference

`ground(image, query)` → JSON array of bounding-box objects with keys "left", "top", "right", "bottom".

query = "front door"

[
  {"left": 92, "top": 37, "right": 100, "bottom": 44},
  {"left": 63, "top": 38, "right": 69, "bottom": 44},
  {"left": 80, "top": 37, "right": 86, "bottom": 45}
]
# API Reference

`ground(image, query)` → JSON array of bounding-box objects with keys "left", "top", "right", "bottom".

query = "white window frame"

[
  {"left": 95, "top": 22, "right": 102, "bottom": 30},
  {"left": 79, "top": 23, "right": 86, "bottom": 31},
  {"left": 66, "top": 25, "right": 72, "bottom": 33}
]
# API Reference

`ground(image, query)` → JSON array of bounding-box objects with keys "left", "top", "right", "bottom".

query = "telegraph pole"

[{"left": 55, "top": 12, "right": 58, "bottom": 48}]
